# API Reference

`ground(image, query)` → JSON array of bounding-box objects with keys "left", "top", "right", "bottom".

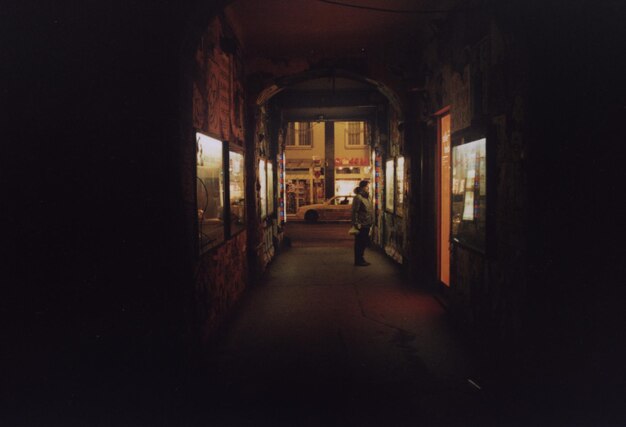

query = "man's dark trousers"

[{"left": 354, "top": 226, "right": 370, "bottom": 263}]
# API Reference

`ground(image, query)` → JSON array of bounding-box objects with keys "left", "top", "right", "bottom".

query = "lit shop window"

[
  {"left": 279, "top": 153, "right": 286, "bottom": 223},
  {"left": 396, "top": 156, "right": 404, "bottom": 215},
  {"left": 335, "top": 167, "right": 362, "bottom": 174},
  {"left": 259, "top": 159, "right": 267, "bottom": 218},
  {"left": 267, "top": 161, "right": 274, "bottom": 214},
  {"left": 336, "top": 179, "right": 360, "bottom": 197},
  {"left": 229, "top": 150, "right": 245, "bottom": 234},
  {"left": 385, "top": 159, "right": 394, "bottom": 212},
  {"left": 451, "top": 138, "right": 487, "bottom": 252},
  {"left": 196, "top": 133, "right": 224, "bottom": 252},
  {"left": 371, "top": 150, "right": 377, "bottom": 208},
  {"left": 371, "top": 150, "right": 376, "bottom": 185}
]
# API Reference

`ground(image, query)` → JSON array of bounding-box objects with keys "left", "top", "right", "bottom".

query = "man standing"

[{"left": 352, "top": 180, "right": 373, "bottom": 266}]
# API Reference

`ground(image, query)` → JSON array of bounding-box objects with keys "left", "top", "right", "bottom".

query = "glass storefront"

[{"left": 286, "top": 179, "right": 310, "bottom": 214}]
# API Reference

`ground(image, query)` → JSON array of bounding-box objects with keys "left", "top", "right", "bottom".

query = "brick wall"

[
  {"left": 194, "top": 231, "right": 247, "bottom": 342},
  {"left": 190, "top": 15, "right": 250, "bottom": 343}
]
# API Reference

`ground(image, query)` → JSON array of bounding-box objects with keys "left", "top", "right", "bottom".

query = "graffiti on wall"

[
  {"left": 193, "top": 16, "right": 244, "bottom": 142},
  {"left": 450, "top": 65, "right": 471, "bottom": 132}
]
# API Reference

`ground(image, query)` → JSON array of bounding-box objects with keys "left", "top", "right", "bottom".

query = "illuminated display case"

[
  {"left": 278, "top": 153, "right": 286, "bottom": 222},
  {"left": 267, "top": 162, "right": 274, "bottom": 214},
  {"left": 196, "top": 133, "right": 224, "bottom": 252},
  {"left": 259, "top": 159, "right": 267, "bottom": 218},
  {"left": 229, "top": 150, "right": 245, "bottom": 234},
  {"left": 396, "top": 156, "right": 404, "bottom": 216},
  {"left": 374, "top": 151, "right": 381, "bottom": 212},
  {"left": 451, "top": 138, "right": 487, "bottom": 252},
  {"left": 385, "top": 159, "right": 394, "bottom": 212}
]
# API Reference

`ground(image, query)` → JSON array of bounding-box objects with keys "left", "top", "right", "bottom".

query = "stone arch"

[{"left": 254, "top": 68, "right": 404, "bottom": 120}]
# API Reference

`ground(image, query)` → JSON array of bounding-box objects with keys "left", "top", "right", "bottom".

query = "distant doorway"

[{"left": 437, "top": 113, "right": 451, "bottom": 286}]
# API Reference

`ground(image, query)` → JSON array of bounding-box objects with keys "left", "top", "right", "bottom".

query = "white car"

[{"left": 295, "top": 196, "right": 354, "bottom": 222}]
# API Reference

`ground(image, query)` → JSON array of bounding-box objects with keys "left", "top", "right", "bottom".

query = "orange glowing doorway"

[{"left": 437, "top": 112, "right": 451, "bottom": 286}]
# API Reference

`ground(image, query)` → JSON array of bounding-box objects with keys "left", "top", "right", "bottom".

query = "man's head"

[{"left": 358, "top": 180, "right": 370, "bottom": 195}]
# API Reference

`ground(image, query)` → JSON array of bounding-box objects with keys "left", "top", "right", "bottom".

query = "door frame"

[{"left": 435, "top": 107, "right": 451, "bottom": 287}]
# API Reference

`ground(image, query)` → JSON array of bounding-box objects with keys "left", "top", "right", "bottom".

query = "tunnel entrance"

[
  {"left": 259, "top": 71, "right": 398, "bottom": 254},
  {"left": 284, "top": 120, "right": 371, "bottom": 217}
]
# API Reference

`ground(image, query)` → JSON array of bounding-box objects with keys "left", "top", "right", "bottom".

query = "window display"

[
  {"left": 229, "top": 150, "right": 245, "bottom": 234},
  {"left": 385, "top": 159, "right": 394, "bottom": 212},
  {"left": 336, "top": 179, "right": 360, "bottom": 196},
  {"left": 267, "top": 161, "right": 274, "bottom": 214},
  {"left": 259, "top": 159, "right": 267, "bottom": 217},
  {"left": 196, "top": 132, "right": 224, "bottom": 252},
  {"left": 371, "top": 150, "right": 376, "bottom": 191},
  {"left": 373, "top": 150, "right": 381, "bottom": 211},
  {"left": 452, "top": 138, "right": 487, "bottom": 251},
  {"left": 396, "top": 156, "right": 404, "bottom": 215},
  {"left": 286, "top": 179, "right": 310, "bottom": 214}
]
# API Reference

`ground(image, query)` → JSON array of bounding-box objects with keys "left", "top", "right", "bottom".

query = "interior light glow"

[{"left": 197, "top": 133, "right": 222, "bottom": 158}]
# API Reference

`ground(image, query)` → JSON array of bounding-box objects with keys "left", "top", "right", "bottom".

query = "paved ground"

[
  {"left": 283, "top": 222, "right": 353, "bottom": 247},
  {"left": 190, "top": 224, "right": 498, "bottom": 426}
]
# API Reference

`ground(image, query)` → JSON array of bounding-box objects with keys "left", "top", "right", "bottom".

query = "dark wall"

[
  {"left": 408, "top": 1, "right": 625, "bottom": 421},
  {"left": 4, "top": 1, "right": 624, "bottom": 424},
  {"left": 4, "top": 1, "right": 227, "bottom": 424},
  {"left": 516, "top": 0, "right": 625, "bottom": 417}
]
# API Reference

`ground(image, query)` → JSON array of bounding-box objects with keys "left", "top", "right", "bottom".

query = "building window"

[
  {"left": 346, "top": 122, "right": 365, "bottom": 147},
  {"left": 196, "top": 132, "right": 224, "bottom": 252},
  {"left": 286, "top": 122, "right": 313, "bottom": 147},
  {"left": 229, "top": 150, "right": 245, "bottom": 234}
]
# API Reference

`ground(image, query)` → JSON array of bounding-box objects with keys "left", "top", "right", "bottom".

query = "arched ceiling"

[
  {"left": 223, "top": 0, "right": 459, "bottom": 120},
  {"left": 272, "top": 75, "right": 384, "bottom": 121},
  {"left": 224, "top": 0, "right": 457, "bottom": 59}
]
